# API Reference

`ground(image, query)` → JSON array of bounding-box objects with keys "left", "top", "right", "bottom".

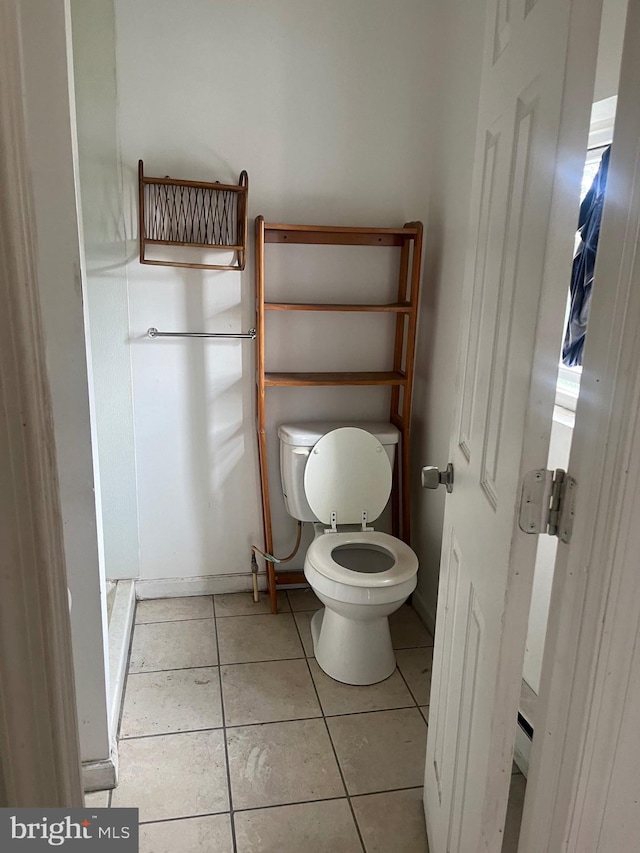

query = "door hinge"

[{"left": 518, "top": 468, "right": 576, "bottom": 544}]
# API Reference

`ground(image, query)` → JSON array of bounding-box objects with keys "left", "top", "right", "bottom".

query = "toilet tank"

[{"left": 277, "top": 421, "right": 400, "bottom": 522}]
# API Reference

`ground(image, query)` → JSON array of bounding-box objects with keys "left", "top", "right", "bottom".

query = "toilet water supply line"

[{"left": 250, "top": 521, "right": 304, "bottom": 602}]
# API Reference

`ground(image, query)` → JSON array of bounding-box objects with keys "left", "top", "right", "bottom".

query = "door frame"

[
  {"left": 520, "top": 2, "right": 640, "bottom": 848},
  {"left": 0, "top": 0, "right": 83, "bottom": 806},
  {"left": 1, "top": 0, "right": 638, "bottom": 829}
]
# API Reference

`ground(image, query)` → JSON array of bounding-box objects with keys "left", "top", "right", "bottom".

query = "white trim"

[
  {"left": 18, "top": 0, "right": 112, "bottom": 768},
  {"left": 520, "top": 4, "right": 640, "bottom": 849},
  {"left": 0, "top": 0, "right": 82, "bottom": 806},
  {"left": 135, "top": 572, "right": 269, "bottom": 600},
  {"left": 107, "top": 581, "right": 135, "bottom": 743},
  {"left": 82, "top": 751, "right": 118, "bottom": 794}
]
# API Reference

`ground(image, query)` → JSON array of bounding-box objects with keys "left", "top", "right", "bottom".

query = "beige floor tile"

[
  {"left": 221, "top": 659, "right": 320, "bottom": 726},
  {"left": 293, "top": 610, "right": 315, "bottom": 657},
  {"left": 226, "top": 718, "right": 344, "bottom": 809},
  {"left": 390, "top": 606, "right": 433, "bottom": 649},
  {"left": 502, "top": 773, "right": 526, "bottom": 852},
  {"left": 327, "top": 708, "right": 427, "bottom": 795},
  {"left": 120, "top": 667, "right": 222, "bottom": 738},
  {"left": 216, "top": 613, "right": 303, "bottom": 664},
  {"left": 139, "top": 814, "right": 233, "bottom": 853},
  {"left": 234, "top": 799, "right": 362, "bottom": 853},
  {"left": 129, "top": 619, "right": 217, "bottom": 673},
  {"left": 396, "top": 647, "right": 433, "bottom": 705},
  {"left": 84, "top": 790, "right": 109, "bottom": 808},
  {"left": 135, "top": 596, "right": 213, "bottom": 624},
  {"left": 287, "top": 588, "right": 322, "bottom": 612},
  {"left": 213, "top": 591, "right": 289, "bottom": 617},
  {"left": 111, "top": 730, "right": 228, "bottom": 822},
  {"left": 420, "top": 706, "right": 429, "bottom": 724},
  {"left": 309, "top": 660, "right": 415, "bottom": 716},
  {"left": 352, "top": 787, "right": 429, "bottom": 853}
]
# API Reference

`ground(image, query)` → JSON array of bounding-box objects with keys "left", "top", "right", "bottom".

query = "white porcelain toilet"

[{"left": 278, "top": 422, "right": 419, "bottom": 685}]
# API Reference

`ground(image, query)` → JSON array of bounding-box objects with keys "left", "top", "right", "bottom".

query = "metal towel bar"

[{"left": 147, "top": 327, "right": 256, "bottom": 340}]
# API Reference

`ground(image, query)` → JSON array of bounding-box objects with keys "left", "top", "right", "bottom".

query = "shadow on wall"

[{"left": 410, "top": 212, "right": 446, "bottom": 607}]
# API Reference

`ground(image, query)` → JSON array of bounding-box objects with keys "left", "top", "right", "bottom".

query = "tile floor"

[{"left": 87, "top": 590, "right": 526, "bottom": 852}]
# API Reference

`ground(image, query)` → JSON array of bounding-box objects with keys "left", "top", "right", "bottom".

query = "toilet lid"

[{"left": 304, "top": 427, "right": 392, "bottom": 525}]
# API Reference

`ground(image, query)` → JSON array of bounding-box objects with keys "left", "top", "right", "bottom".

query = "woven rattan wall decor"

[{"left": 138, "top": 160, "right": 248, "bottom": 270}]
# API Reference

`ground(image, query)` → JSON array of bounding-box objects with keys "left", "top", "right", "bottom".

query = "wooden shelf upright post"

[{"left": 255, "top": 218, "right": 424, "bottom": 613}]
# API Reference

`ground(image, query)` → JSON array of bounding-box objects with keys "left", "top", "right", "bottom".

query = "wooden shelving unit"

[{"left": 255, "top": 217, "right": 424, "bottom": 613}]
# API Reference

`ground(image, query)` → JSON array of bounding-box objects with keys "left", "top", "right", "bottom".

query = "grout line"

[
  {"left": 134, "top": 616, "right": 214, "bottom": 625},
  {"left": 229, "top": 784, "right": 426, "bottom": 816},
  {"left": 214, "top": 609, "right": 294, "bottom": 618},
  {"left": 128, "top": 662, "right": 223, "bottom": 676},
  {"left": 137, "top": 812, "right": 230, "bottom": 826},
  {"left": 119, "top": 726, "right": 225, "bottom": 742},
  {"left": 290, "top": 610, "right": 367, "bottom": 853},
  {"left": 224, "top": 704, "right": 422, "bottom": 729},
  {"left": 349, "top": 784, "right": 425, "bottom": 800},
  {"left": 137, "top": 808, "right": 230, "bottom": 826},
  {"left": 119, "top": 701, "right": 427, "bottom": 744},
  {"left": 222, "top": 714, "right": 322, "bottom": 730},
  {"left": 213, "top": 607, "right": 238, "bottom": 853},
  {"left": 218, "top": 658, "right": 311, "bottom": 671},
  {"left": 134, "top": 780, "right": 429, "bottom": 827},
  {"left": 128, "top": 654, "right": 308, "bottom": 675},
  {"left": 394, "top": 659, "right": 423, "bottom": 709},
  {"left": 135, "top": 615, "right": 215, "bottom": 627}
]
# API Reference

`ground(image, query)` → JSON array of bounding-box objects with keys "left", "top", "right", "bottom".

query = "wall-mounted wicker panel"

[{"left": 138, "top": 160, "right": 248, "bottom": 270}]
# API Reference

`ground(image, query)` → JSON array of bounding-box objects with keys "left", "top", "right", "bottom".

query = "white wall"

[
  {"left": 18, "top": 0, "right": 111, "bottom": 765},
  {"left": 410, "top": 0, "right": 488, "bottom": 629},
  {"left": 593, "top": 0, "right": 628, "bottom": 101},
  {"left": 113, "top": 0, "right": 434, "bottom": 581},
  {"left": 71, "top": 0, "right": 140, "bottom": 582}
]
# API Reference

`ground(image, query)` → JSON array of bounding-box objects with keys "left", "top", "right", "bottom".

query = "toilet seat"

[
  {"left": 305, "top": 530, "right": 418, "bottom": 588},
  {"left": 304, "top": 427, "right": 392, "bottom": 527}
]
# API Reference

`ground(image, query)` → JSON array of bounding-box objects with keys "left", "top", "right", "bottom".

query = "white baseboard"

[
  {"left": 82, "top": 749, "right": 118, "bottom": 793},
  {"left": 411, "top": 586, "right": 436, "bottom": 636},
  {"left": 135, "top": 572, "right": 268, "bottom": 600},
  {"left": 108, "top": 580, "right": 135, "bottom": 739}
]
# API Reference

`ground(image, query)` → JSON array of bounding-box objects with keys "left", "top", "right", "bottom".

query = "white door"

[{"left": 423, "top": 0, "right": 602, "bottom": 850}]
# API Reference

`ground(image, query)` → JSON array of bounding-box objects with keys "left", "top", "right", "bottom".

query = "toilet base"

[{"left": 311, "top": 607, "right": 397, "bottom": 686}]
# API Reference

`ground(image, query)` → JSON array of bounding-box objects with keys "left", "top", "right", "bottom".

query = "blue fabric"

[{"left": 562, "top": 146, "right": 611, "bottom": 367}]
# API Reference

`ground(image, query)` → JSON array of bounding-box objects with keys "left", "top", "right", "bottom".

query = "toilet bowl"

[
  {"left": 278, "top": 423, "right": 419, "bottom": 685},
  {"left": 305, "top": 529, "right": 418, "bottom": 684}
]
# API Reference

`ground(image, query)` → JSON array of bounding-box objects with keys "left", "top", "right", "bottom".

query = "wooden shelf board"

[
  {"left": 264, "top": 371, "right": 407, "bottom": 387},
  {"left": 265, "top": 231, "right": 410, "bottom": 247},
  {"left": 275, "top": 572, "right": 307, "bottom": 586},
  {"left": 264, "top": 301, "right": 412, "bottom": 313},
  {"left": 263, "top": 222, "right": 420, "bottom": 236},
  {"left": 145, "top": 238, "right": 243, "bottom": 250}
]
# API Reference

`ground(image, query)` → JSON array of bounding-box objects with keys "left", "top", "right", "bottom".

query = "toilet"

[{"left": 278, "top": 422, "right": 419, "bottom": 685}]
